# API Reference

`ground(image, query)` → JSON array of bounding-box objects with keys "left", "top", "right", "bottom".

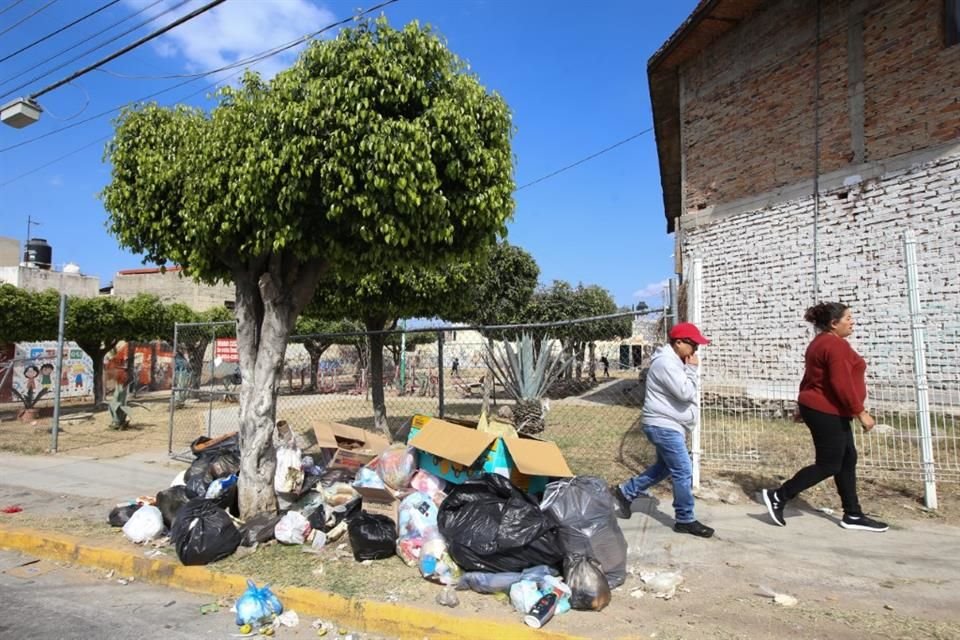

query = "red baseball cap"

[{"left": 669, "top": 322, "right": 710, "bottom": 345}]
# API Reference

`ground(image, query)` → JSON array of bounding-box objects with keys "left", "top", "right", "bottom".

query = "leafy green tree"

[
  {"left": 121, "top": 294, "right": 168, "bottom": 387},
  {"left": 292, "top": 315, "right": 361, "bottom": 391},
  {"left": 101, "top": 19, "right": 514, "bottom": 516},
  {"left": 66, "top": 296, "right": 129, "bottom": 405},
  {"left": 0, "top": 284, "right": 59, "bottom": 343},
  {"left": 458, "top": 241, "right": 540, "bottom": 328}
]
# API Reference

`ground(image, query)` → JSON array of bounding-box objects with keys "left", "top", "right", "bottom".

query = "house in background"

[
  {"left": 108, "top": 266, "right": 234, "bottom": 312},
  {"left": 649, "top": 0, "right": 960, "bottom": 387}
]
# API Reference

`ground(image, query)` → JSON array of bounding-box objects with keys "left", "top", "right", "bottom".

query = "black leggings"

[{"left": 779, "top": 405, "right": 862, "bottom": 516}]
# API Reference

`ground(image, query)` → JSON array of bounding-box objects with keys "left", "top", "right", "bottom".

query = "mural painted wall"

[{"left": 7, "top": 341, "right": 94, "bottom": 400}]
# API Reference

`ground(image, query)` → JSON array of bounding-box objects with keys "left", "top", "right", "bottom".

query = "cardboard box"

[
  {"left": 354, "top": 485, "right": 400, "bottom": 522},
  {"left": 407, "top": 414, "right": 573, "bottom": 494},
  {"left": 309, "top": 422, "right": 390, "bottom": 472}
]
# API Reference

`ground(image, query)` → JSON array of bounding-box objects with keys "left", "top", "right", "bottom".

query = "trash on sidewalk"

[
  {"left": 108, "top": 503, "right": 138, "bottom": 526},
  {"left": 640, "top": 570, "right": 685, "bottom": 599},
  {"left": 275, "top": 511, "right": 311, "bottom": 545},
  {"left": 122, "top": 505, "right": 164, "bottom": 543},
  {"left": 236, "top": 579, "right": 283, "bottom": 626},
  {"left": 564, "top": 554, "right": 610, "bottom": 610},
  {"left": 170, "top": 499, "right": 241, "bottom": 565},
  {"left": 348, "top": 512, "right": 397, "bottom": 561},
  {"left": 1, "top": 504, "right": 23, "bottom": 514},
  {"left": 756, "top": 584, "right": 799, "bottom": 607},
  {"left": 435, "top": 586, "right": 459, "bottom": 607}
]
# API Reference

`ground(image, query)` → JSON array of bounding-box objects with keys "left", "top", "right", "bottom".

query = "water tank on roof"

[{"left": 23, "top": 237, "right": 52, "bottom": 269}]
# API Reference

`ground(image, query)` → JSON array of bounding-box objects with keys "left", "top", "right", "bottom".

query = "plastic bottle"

[{"left": 523, "top": 592, "right": 558, "bottom": 629}]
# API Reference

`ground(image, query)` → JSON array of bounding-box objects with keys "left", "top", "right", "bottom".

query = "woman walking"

[{"left": 762, "top": 303, "right": 888, "bottom": 532}]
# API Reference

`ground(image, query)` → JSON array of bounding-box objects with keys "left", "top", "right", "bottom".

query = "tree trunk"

[
  {"left": 588, "top": 342, "right": 597, "bottom": 382},
  {"left": 186, "top": 340, "right": 209, "bottom": 389},
  {"left": 233, "top": 256, "right": 325, "bottom": 519},
  {"left": 575, "top": 342, "right": 585, "bottom": 380},
  {"left": 76, "top": 341, "right": 112, "bottom": 407},
  {"left": 365, "top": 319, "right": 391, "bottom": 440},
  {"left": 149, "top": 342, "right": 158, "bottom": 390}
]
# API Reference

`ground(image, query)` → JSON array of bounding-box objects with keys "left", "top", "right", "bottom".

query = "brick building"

[
  {"left": 110, "top": 266, "right": 234, "bottom": 312},
  {"left": 650, "top": 0, "right": 960, "bottom": 387}
]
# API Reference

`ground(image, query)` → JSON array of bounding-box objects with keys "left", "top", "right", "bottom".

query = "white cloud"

[
  {"left": 633, "top": 279, "right": 669, "bottom": 300},
  {"left": 124, "top": 0, "right": 336, "bottom": 80}
]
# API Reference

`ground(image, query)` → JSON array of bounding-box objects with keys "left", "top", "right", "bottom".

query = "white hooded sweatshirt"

[{"left": 641, "top": 345, "right": 699, "bottom": 434}]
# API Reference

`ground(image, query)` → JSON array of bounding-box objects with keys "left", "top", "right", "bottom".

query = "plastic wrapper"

[
  {"left": 275, "top": 511, "right": 311, "bottom": 545},
  {"left": 455, "top": 565, "right": 557, "bottom": 594},
  {"left": 348, "top": 512, "right": 397, "bottom": 561},
  {"left": 563, "top": 554, "right": 611, "bottom": 611},
  {"left": 235, "top": 579, "right": 283, "bottom": 626},
  {"left": 122, "top": 505, "right": 164, "bottom": 543},
  {"left": 352, "top": 467, "right": 385, "bottom": 490},
  {"left": 418, "top": 535, "right": 461, "bottom": 585},
  {"left": 239, "top": 513, "right": 282, "bottom": 547},
  {"left": 323, "top": 482, "right": 359, "bottom": 507},
  {"left": 438, "top": 474, "right": 563, "bottom": 573},
  {"left": 541, "top": 476, "right": 628, "bottom": 588},
  {"left": 156, "top": 486, "right": 191, "bottom": 528},
  {"left": 170, "top": 499, "right": 241, "bottom": 565},
  {"left": 510, "top": 580, "right": 542, "bottom": 613},
  {"left": 410, "top": 469, "right": 446, "bottom": 495},
  {"left": 374, "top": 445, "right": 416, "bottom": 491},
  {"left": 205, "top": 474, "right": 237, "bottom": 500},
  {"left": 396, "top": 491, "right": 442, "bottom": 565},
  {"left": 274, "top": 446, "right": 304, "bottom": 495}
]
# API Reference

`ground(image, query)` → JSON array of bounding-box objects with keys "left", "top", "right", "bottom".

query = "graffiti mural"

[{"left": 10, "top": 341, "right": 93, "bottom": 399}]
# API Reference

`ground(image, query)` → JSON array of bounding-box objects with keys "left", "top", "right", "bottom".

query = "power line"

[
  {"left": 0, "top": 0, "right": 403, "bottom": 184},
  {"left": 0, "top": 0, "right": 59, "bottom": 37},
  {"left": 0, "top": 0, "right": 27, "bottom": 19},
  {"left": 0, "top": 0, "right": 169, "bottom": 96},
  {"left": 0, "top": 0, "right": 401, "bottom": 154},
  {"left": 28, "top": 0, "right": 230, "bottom": 100},
  {"left": 0, "top": 0, "right": 123, "bottom": 65},
  {"left": 515, "top": 128, "right": 653, "bottom": 191}
]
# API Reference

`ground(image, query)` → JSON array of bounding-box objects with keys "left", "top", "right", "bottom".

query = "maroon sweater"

[{"left": 797, "top": 332, "right": 867, "bottom": 417}]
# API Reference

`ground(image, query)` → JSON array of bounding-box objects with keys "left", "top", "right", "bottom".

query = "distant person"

[
  {"left": 761, "top": 303, "right": 888, "bottom": 532},
  {"left": 600, "top": 356, "right": 610, "bottom": 377},
  {"left": 451, "top": 357, "right": 460, "bottom": 378},
  {"left": 610, "top": 323, "right": 714, "bottom": 538}
]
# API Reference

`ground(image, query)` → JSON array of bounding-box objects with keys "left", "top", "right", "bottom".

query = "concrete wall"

[
  {"left": 112, "top": 271, "right": 233, "bottom": 312},
  {"left": 0, "top": 237, "right": 18, "bottom": 267},
  {"left": 679, "top": 0, "right": 960, "bottom": 212},
  {"left": 0, "top": 266, "right": 100, "bottom": 297}
]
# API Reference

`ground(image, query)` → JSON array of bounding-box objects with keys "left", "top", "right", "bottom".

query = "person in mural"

[
  {"left": 23, "top": 365, "right": 39, "bottom": 392},
  {"left": 39, "top": 363, "right": 54, "bottom": 390},
  {"left": 73, "top": 363, "right": 84, "bottom": 390},
  {"left": 761, "top": 303, "right": 888, "bottom": 533}
]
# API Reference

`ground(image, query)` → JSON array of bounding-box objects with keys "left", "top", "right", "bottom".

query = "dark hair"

[
  {"left": 804, "top": 302, "right": 849, "bottom": 332},
  {"left": 24, "top": 365, "right": 39, "bottom": 377}
]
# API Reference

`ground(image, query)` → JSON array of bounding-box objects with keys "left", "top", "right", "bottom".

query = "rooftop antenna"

[{"left": 26, "top": 214, "right": 40, "bottom": 244}]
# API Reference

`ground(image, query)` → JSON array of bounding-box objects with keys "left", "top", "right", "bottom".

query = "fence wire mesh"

[
  {"left": 687, "top": 228, "right": 960, "bottom": 486},
  {"left": 169, "top": 310, "right": 668, "bottom": 480}
]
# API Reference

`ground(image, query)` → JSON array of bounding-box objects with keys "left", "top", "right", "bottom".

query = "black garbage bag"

[
  {"left": 348, "top": 512, "right": 397, "bottom": 561},
  {"left": 540, "top": 476, "right": 628, "bottom": 588},
  {"left": 329, "top": 496, "right": 362, "bottom": 530},
  {"left": 184, "top": 445, "right": 240, "bottom": 499},
  {"left": 307, "top": 504, "right": 327, "bottom": 532},
  {"left": 170, "top": 498, "right": 241, "bottom": 566},
  {"left": 108, "top": 504, "right": 139, "bottom": 527},
  {"left": 238, "top": 513, "right": 283, "bottom": 547},
  {"left": 190, "top": 433, "right": 239, "bottom": 457},
  {"left": 156, "top": 486, "right": 191, "bottom": 528},
  {"left": 437, "top": 474, "right": 563, "bottom": 574},
  {"left": 564, "top": 554, "right": 611, "bottom": 610}
]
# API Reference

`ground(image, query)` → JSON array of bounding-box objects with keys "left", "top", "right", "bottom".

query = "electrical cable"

[
  {"left": 40, "top": 82, "right": 90, "bottom": 121},
  {"left": 0, "top": 0, "right": 402, "bottom": 185},
  {"left": 0, "top": 0, "right": 122, "bottom": 65},
  {"left": 27, "top": 0, "right": 229, "bottom": 100},
  {"left": 515, "top": 128, "right": 652, "bottom": 191},
  {"left": 0, "top": 0, "right": 400, "bottom": 154},
  {"left": 0, "top": 0, "right": 27, "bottom": 19},
  {"left": 0, "top": 0, "right": 169, "bottom": 94},
  {"left": 0, "top": 0, "right": 59, "bottom": 38}
]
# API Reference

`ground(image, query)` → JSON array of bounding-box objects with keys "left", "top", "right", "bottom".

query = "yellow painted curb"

[{"left": 0, "top": 525, "right": 584, "bottom": 640}]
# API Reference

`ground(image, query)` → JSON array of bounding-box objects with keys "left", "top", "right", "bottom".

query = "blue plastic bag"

[{"left": 235, "top": 579, "right": 283, "bottom": 626}]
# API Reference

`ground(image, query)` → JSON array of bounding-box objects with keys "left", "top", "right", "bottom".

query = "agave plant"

[{"left": 484, "top": 332, "right": 571, "bottom": 435}]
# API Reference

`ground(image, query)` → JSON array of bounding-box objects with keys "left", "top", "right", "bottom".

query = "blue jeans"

[{"left": 619, "top": 425, "right": 696, "bottom": 524}]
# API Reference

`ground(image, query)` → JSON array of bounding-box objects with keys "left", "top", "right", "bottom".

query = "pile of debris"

[{"left": 107, "top": 412, "right": 629, "bottom": 631}]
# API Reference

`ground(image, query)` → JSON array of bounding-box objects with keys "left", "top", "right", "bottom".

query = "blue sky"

[{"left": 0, "top": 0, "right": 697, "bottom": 307}]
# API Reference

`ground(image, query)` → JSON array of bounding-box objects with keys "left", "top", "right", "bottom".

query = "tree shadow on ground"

[{"left": 576, "top": 378, "right": 644, "bottom": 408}]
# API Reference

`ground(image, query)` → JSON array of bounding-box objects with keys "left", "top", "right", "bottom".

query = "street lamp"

[{"left": 0, "top": 98, "right": 42, "bottom": 128}]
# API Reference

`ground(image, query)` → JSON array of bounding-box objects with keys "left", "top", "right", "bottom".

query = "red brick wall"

[{"left": 679, "top": 0, "right": 960, "bottom": 211}]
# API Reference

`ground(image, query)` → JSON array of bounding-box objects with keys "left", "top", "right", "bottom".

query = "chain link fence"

[
  {"left": 168, "top": 310, "right": 669, "bottom": 479},
  {"left": 686, "top": 229, "right": 960, "bottom": 502}
]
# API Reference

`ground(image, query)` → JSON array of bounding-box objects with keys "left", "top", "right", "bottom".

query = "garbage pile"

[{"left": 106, "top": 413, "right": 629, "bottom": 630}]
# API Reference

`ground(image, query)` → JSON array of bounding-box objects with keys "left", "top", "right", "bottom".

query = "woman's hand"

[{"left": 858, "top": 410, "right": 875, "bottom": 432}]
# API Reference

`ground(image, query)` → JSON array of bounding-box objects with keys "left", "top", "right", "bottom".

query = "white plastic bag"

[
  {"left": 122, "top": 505, "right": 164, "bottom": 543},
  {"left": 275, "top": 511, "right": 311, "bottom": 545},
  {"left": 509, "top": 579, "right": 542, "bottom": 613},
  {"left": 374, "top": 445, "right": 416, "bottom": 490},
  {"left": 274, "top": 446, "right": 304, "bottom": 494}
]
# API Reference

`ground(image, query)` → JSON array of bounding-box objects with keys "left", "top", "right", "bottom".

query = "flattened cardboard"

[
  {"left": 355, "top": 485, "right": 400, "bottom": 522},
  {"left": 408, "top": 418, "right": 497, "bottom": 467},
  {"left": 502, "top": 437, "right": 574, "bottom": 478},
  {"left": 310, "top": 422, "right": 390, "bottom": 471}
]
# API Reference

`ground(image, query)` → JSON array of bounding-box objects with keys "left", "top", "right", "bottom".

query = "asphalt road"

[{"left": 0, "top": 550, "right": 366, "bottom": 640}]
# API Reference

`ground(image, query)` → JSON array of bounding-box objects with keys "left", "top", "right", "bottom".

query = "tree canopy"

[{"left": 100, "top": 18, "right": 515, "bottom": 517}]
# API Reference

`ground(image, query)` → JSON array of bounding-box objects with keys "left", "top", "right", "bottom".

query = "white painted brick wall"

[{"left": 682, "top": 151, "right": 960, "bottom": 393}]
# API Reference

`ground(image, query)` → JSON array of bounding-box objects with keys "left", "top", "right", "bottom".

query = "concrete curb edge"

[{"left": 0, "top": 525, "right": 583, "bottom": 640}]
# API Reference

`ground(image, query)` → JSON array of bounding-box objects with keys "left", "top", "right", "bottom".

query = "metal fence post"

[
  {"left": 50, "top": 292, "right": 67, "bottom": 453},
  {"left": 903, "top": 230, "right": 938, "bottom": 509},
  {"left": 437, "top": 330, "right": 445, "bottom": 418},
  {"left": 690, "top": 257, "right": 703, "bottom": 489},
  {"left": 167, "top": 322, "right": 179, "bottom": 456}
]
